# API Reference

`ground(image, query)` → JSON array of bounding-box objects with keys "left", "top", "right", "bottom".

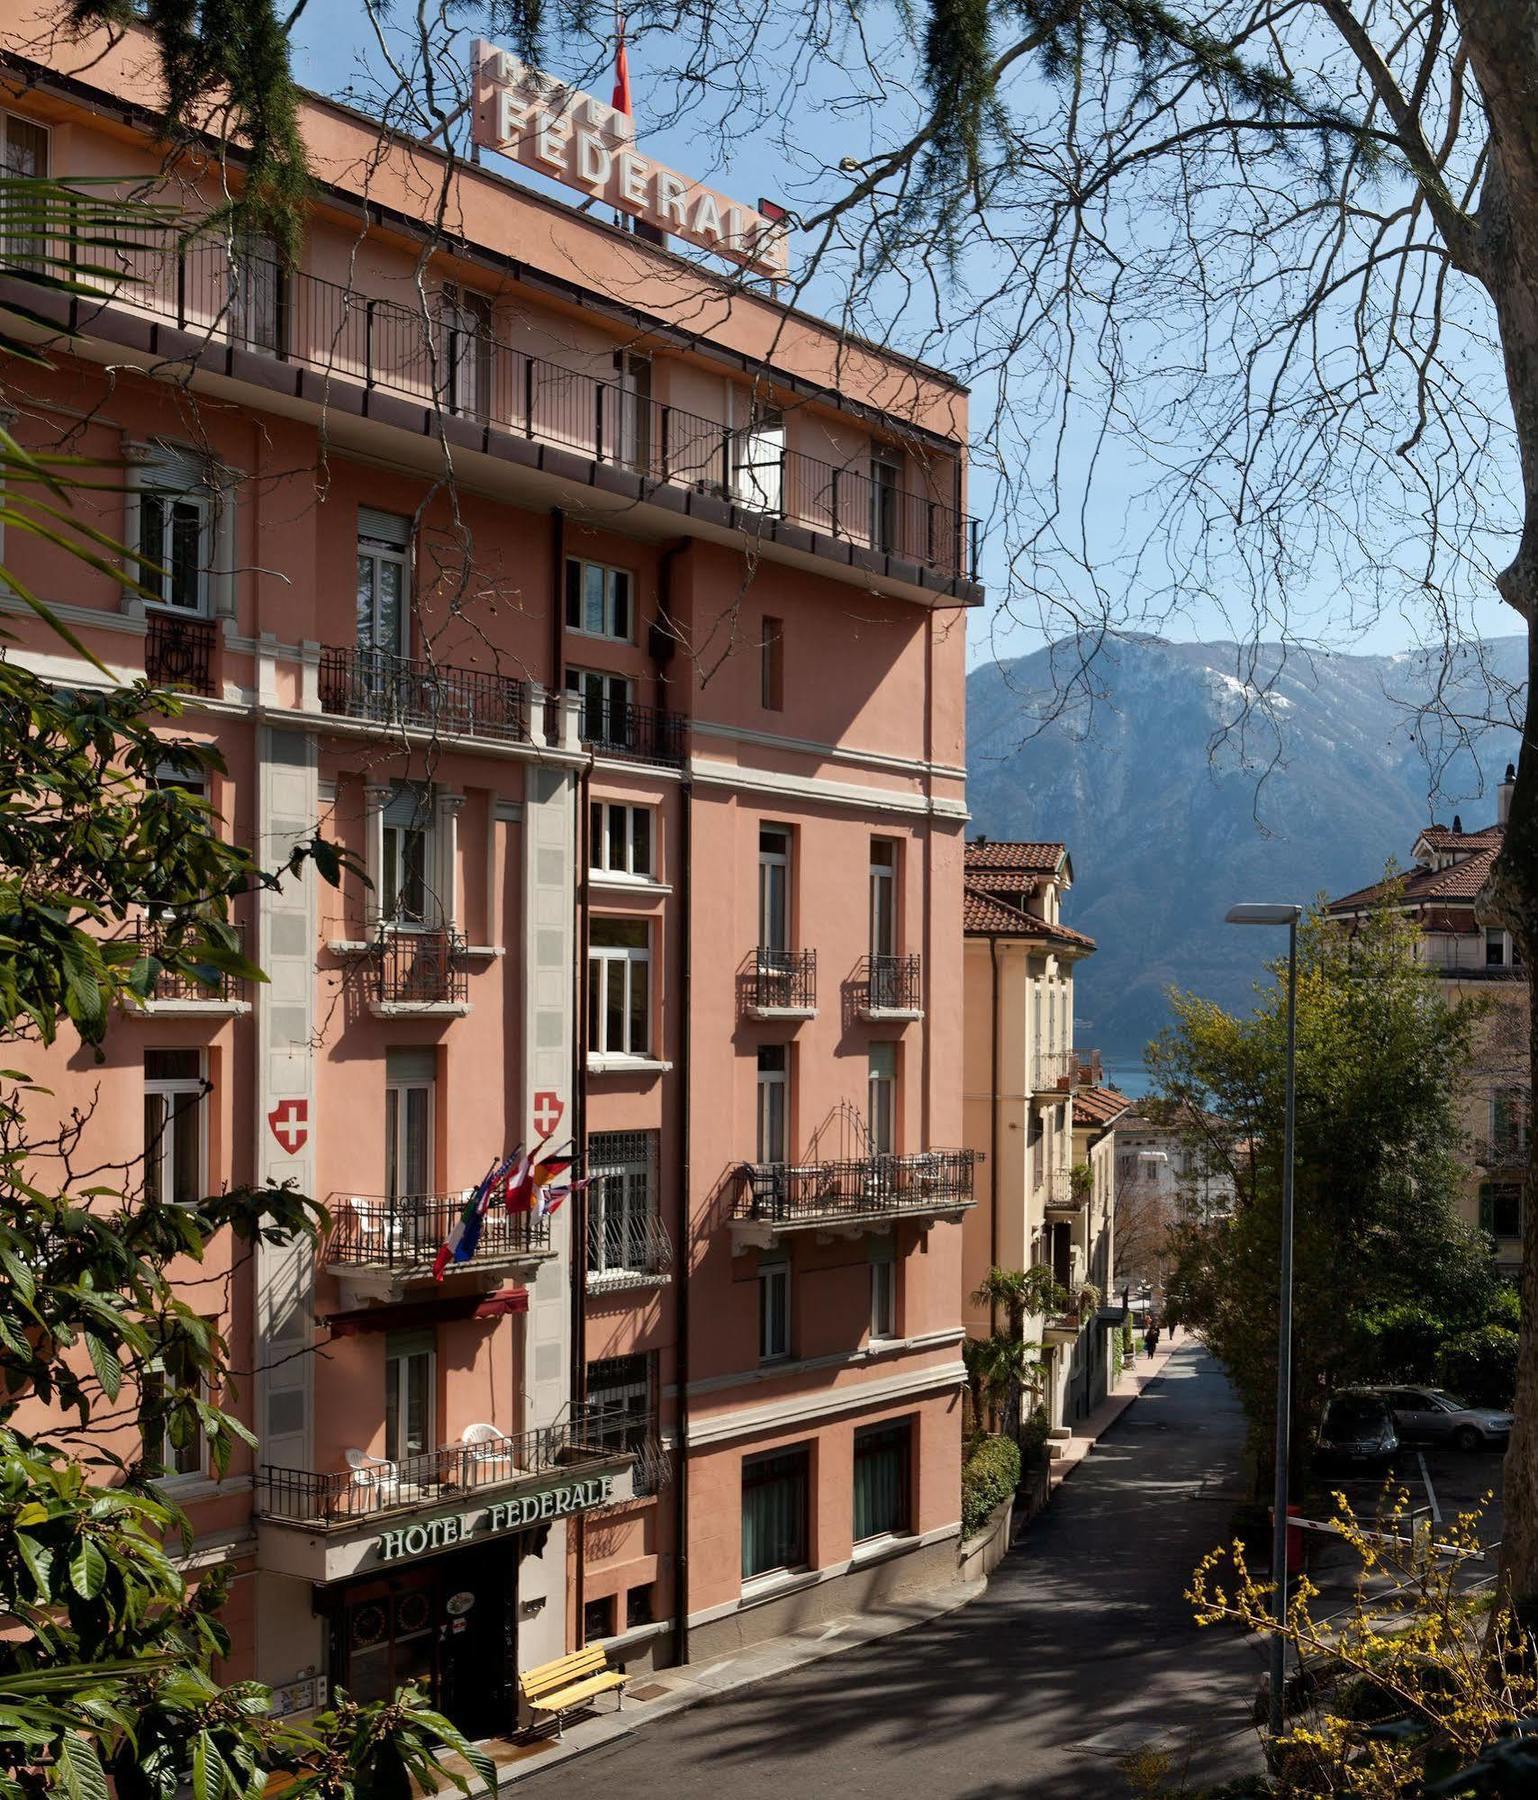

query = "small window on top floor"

[
  {"left": 761, "top": 615, "right": 784, "bottom": 711},
  {"left": 0, "top": 112, "right": 49, "bottom": 266},
  {"left": 566, "top": 559, "right": 633, "bottom": 642}
]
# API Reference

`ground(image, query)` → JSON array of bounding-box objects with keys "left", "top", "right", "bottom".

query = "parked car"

[
  {"left": 1371, "top": 1386, "right": 1514, "bottom": 1453},
  {"left": 1316, "top": 1391, "right": 1399, "bottom": 1468}
]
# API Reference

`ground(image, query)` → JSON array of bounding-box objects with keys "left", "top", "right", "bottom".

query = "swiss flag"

[{"left": 612, "top": 25, "right": 632, "bottom": 117}]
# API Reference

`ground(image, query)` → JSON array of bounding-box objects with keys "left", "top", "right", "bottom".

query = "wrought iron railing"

[
  {"left": 132, "top": 919, "right": 246, "bottom": 1003},
  {"left": 1426, "top": 962, "right": 1528, "bottom": 982},
  {"left": 318, "top": 645, "right": 531, "bottom": 743},
  {"left": 1032, "top": 1050, "right": 1077, "bottom": 1093},
  {"left": 574, "top": 693, "right": 687, "bottom": 767},
  {"left": 75, "top": 230, "right": 980, "bottom": 582},
  {"left": 585, "top": 1211, "right": 673, "bottom": 1291},
  {"left": 864, "top": 952, "right": 922, "bottom": 1012},
  {"left": 1075, "top": 1049, "right": 1104, "bottom": 1086},
  {"left": 255, "top": 1411, "right": 623, "bottom": 1527},
  {"left": 325, "top": 1192, "right": 552, "bottom": 1270},
  {"left": 145, "top": 610, "right": 217, "bottom": 695},
  {"left": 354, "top": 928, "right": 469, "bottom": 1006},
  {"left": 735, "top": 1148, "right": 978, "bottom": 1224},
  {"left": 1475, "top": 1132, "right": 1531, "bottom": 1171},
  {"left": 753, "top": 947, "right": 817, "bottom": 1012}
]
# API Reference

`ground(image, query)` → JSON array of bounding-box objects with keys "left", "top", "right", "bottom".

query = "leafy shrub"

[
  {"left": 1111, "top": 1325, "right": 1124, "bottom": 1386},
  {"left": 1436, "top": 1325, "right": 1518, "bottom": 1408},
  {"left": 1488, "top": 1285, "right": 1520, "bottom": 1332},
  {"left": 961, "top": 1431, "right": 1022, "bottom": 1536},
  {"left": 1018, "top": 1404, "right": 1051, "bottom": 1470},
  {"left": 1356, "top": 1303, "right": 1447, "bottom": 1383}
]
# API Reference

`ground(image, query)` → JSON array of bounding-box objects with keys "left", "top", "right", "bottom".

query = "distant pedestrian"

[
  {"left": 1167, "top": 1319, "right": 1177, "bottom": 1342},
  {"left": 1144, "top": 1322, "right": 1160, "bottom": 1358}
]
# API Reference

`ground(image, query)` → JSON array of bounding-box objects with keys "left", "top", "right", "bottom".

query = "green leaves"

[{"left": 68, "top": 1539, "right": 106, "bottom": 1600}]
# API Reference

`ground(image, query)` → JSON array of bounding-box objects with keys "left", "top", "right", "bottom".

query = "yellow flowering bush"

[{"left": 1187, "top": 1490, "right": 1538, "bottom": 1796}]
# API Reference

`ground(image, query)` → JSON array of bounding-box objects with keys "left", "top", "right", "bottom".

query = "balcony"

[
  {"left": 145, "top": 610, "right": 217, "bottom": 696},
  {"left": 1042, "top": 1167, "right": 1086, "bottom": 1213},
  {"left": 254, "top": 1412, "right": 635, "bottom": 1585},
  {"left": 574, "top": 694, "right": 688, "bottom": 768},
  {"left": 318, "top": 645, "right": 532, "bottom": 744},
  {"left": 1042, "top": 1311, "right": 1085, "bottom": 1348},
  {"left": 1475, "top": 1132, "right": 1531, "bottom": 1172},
  {"left": 1427, "top": 962, "right": 1528, "bottom": 983},
  {"left": 858, "top": 952, "right": 924, "bottom": 1020},
  {"left": 127, "top": 919, "right": 250, "bottom": 1013},
  {"left": 732, "top": 1148, "right": 978, "bottom": 1248},
  {"left": 53, "top": 231, "right": 979, "bottom": 595},
  {"left": 345, "top": 928, "right": 470, "bottom": 1016},
  {"left": 1075, "top": 1049, "right": 1104, "bottom": 1087},
  {"left": 585, "top": 1211, "right": 674, "bottom": 1294},
  {"left": 745, "top": 947, "right": 818, "bottom": 1020},
  {"left": 1032, "top": 1050, "right": 1079, "bottom": 1098},
  {"left": 325, "top": 1192, "right": 553, "bottom": 1294}
]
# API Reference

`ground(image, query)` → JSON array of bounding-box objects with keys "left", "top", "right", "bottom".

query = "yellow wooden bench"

[{"left": 519, "top": 1645, "right": 627, "bottom": 1738}]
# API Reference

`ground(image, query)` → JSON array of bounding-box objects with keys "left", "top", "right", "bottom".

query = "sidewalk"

[{"left": 1046, "top": 1333, "right": 1184, "bottom": 1490}]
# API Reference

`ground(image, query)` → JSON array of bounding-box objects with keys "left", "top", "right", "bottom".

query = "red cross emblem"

[
  {"left": 532, "top": 1091, "right": 564, "bottom": 1138},
  {"left": 267, "top": 1098, "right": 309, "bottom": 1154}
]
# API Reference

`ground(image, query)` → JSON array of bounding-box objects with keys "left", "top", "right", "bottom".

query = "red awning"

[{"left": 324, "top": 1285, "right": 528, "bottom": 1337}]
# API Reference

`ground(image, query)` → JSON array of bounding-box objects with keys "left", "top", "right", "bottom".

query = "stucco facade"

[{"left": 1, "top": 15, "right": 978, "bottom": 1735}]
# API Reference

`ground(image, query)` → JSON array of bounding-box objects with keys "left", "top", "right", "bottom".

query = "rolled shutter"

[{"left": 358, "top": 506, "right": 412, "bottom": 547}]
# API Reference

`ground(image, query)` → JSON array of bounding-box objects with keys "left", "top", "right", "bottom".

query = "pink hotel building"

[{"left": 1, "top": 22, "right": 981, "bottom": 1737}]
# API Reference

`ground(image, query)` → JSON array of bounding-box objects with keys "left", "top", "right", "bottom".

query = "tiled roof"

[
  {"left": 964, "top": 840, "right": 1065, "bottom": 873},
  {"left": 1074, "top": 1086, "right": 1131, "bottom": 1130},
  {"left": 1328, "top": 841, "right": 1500, "bottom": 913},
  {"left": 962, "top": 885, "right": 1097, "bottom": 951},
  {"left": 963, "top": 867, "right": 1040, "bottom": 895},
  {"left": 1416, "top": 824, "right": 1503, "bottom": 852}
]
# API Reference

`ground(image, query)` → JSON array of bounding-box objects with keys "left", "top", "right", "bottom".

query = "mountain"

[{"left": 965, "top": 634, "right": 1527, "bottom": 1070}]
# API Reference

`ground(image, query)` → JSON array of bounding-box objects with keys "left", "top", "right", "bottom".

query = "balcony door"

[
  {"left": 868, "top": 1043, "right": 896, "bottom": 1157},
  {"left": 384, "top": 1329, "right": 435, "bottom": 1465},
  {"left": 386, "top": 1055, "right": 434, "bottom": 1244},
  {"left": 227, "top": 233, "right": 285, "bottom": 354},
  {"left": 757, "top": 1045, "right": 788, "bottom": 1165},
  {"left": 357, "top": 516, "right": 409, "bottom": 662},
  {"left": 758, "top": 826, "right": 791, "bottom": 992},
  {"left": 438, "top": 286, "right": 492, "bottom": 419},
  {"left": 734, "top": 407, "right": 784, "bottom": 514}
]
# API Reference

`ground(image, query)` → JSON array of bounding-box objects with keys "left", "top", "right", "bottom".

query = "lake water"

[{"left": 1097, "top": 1061, "right": 1154, "bottom": 1099}]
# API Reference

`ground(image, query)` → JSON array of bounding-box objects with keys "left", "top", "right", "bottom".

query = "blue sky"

[{"left": 286, "top": 2, "right": 1521, "bottom": 671}]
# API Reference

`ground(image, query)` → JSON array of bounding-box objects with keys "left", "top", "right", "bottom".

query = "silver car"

[{"left": 1375, "top": 1386, "right": 1514, "bottom": 1453}]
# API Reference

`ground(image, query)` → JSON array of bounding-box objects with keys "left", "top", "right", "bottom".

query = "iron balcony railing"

[
  {"left": 355, "top": 928, "right": 469, "bottom": 1006},
  {"left": 255, "top": 1411, "right": 622, "bottom": 1528},
  {"left": 326, "top": 1191, "right": 552, "bottom": 1271},
  {"left": 574, "top": 693, "right": 687, "bottom": 767},
  {"left": 585, "top": 1211, "right": 674, "bottom": 1292},
  {"left": 1032, "top": 1050, "right": 1077, "bottom": 1093},
  {"left": 735, "top": 1148, "right": 978, "bottom": 1225},
  {"left": 753, "top": 947, "right": 817, "bottom": 1012},
  {"left": 1426, "top": 961, "right": 1528, "bottom": 982},
  {"left": 132, "top": 919, "right": 246, "bottom": 1003},
  {"left": 145, "top": 610, "right": 217, "bottom": 696},
  {"left": 81, "top": 230, "right": 980, "bottom": 583},
  {"left": 1475, "top": 1132, "right": 1532, "bottom": 1170},
  {"left": 1075, "top": 1049, "right": 1104, "bottom": 1087},
  {"left": 864, "top": 952, "right": 922, "bottom": 1012},
  {"left": 318, "top": 645, "right": 532, "bottom": 743}
]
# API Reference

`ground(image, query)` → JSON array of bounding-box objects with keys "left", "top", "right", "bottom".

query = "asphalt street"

[{"left": 522, "top": 1343, "right": 1265, "bottom": 1799}]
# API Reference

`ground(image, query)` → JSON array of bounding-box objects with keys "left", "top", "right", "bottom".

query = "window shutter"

[
  {"left": 613, "top": 570, "right": 631, "bottom": 640},
  {"left": 358, "top": 506, "right": 411, "bottom": 547},
  {"left": 1479, "top": 1185, "right": 1493, "bottom": 1232},
  {"left": 565, "top": 558, "right": 581, "bottom": 628},
  {"left": 385, "top": 1047, "right": 436, "bottom": 1085},
  {"left": 141, "top": 441, "right": 213, "bottom": 496}
]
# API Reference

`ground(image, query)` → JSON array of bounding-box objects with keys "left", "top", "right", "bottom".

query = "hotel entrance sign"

[{"left": 472, "top": 41, "right": 790, "bottom": 279}]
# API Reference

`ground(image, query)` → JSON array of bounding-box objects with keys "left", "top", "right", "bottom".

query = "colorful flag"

[
  {"left": 503, "top": 1146, "right": 536, "bottom": 1213},
  {"left": 432, "top": 1150, "right": 519, "bottom": 1281},
  {"left": 536, "top": 1174, "right": 593, "bottom": 1220}
]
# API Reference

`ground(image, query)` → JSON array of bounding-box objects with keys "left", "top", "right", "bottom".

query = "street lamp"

[{"left": 1226, "top": 901, "right": 1303, "bottom": 1741}]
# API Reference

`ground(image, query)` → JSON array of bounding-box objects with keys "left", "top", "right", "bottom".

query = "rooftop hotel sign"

[{"left": 471, "top": 41, "right": 790, "bottom": 279}]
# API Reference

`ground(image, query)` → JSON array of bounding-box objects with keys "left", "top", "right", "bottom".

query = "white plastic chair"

[
  {"left": 350, "top": 1195, "right": 403, "bottom": 1262},
  {"left": 344, "top": 1446, "right": 400, "bottom": 1510}
]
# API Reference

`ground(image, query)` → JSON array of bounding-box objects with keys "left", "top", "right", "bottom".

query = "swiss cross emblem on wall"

[
  {"left": 532, "top": 1091, "right": 564, "bottom": 1139},
  {"left": 267, "top": 1098, "right": 309, "bottom": 1155}
]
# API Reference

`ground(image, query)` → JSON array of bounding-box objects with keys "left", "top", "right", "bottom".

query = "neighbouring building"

[
  {"left": 2, "top": 15, "right": 981, "bottom": 1737},
  {"left": 1110, "top": 1108, "right": 1236, "bottom": 1307},
  {"left": 960, "top": 840, "right": 1122, "bottom": 1427},
  {"left": 1326, "top": 768, "right": 1529, "bottom": 1275}
]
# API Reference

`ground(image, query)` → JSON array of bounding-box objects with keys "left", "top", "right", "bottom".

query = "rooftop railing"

[
  {"left": 326, "top": 1192, "right": 552, "bottom": 1272},
  {"left": 318, "top": 645, "right": 532, "bottom": 743},
  {"left": 735, "top": 1148, "right": 978, "bottom": 1226},
  {"left": 84, "top": 231, "right": 979, "bottom": 583}
]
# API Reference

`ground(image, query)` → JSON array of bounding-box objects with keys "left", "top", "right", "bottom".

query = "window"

[
  {"left": 588, "top": 917, "right": 651, "bottom": 1057},
  {"left": 1491, "top": 1090, "right": 1530, "bottom": 1160},
  {"left": 741, "top": 1445, "right": 807, "bottom": 1579},
  {"left": 626, "top": 1583, "right": 655, "bottom": 1630},
  {"left": 384, "top": 1329, "right": 434, "bottom": 1464},
  {"left": 870, "top": 457, "right": 900, "bottom": 553},
  {"left": 734, "top": 406, "right": 784, "bottom": 514},
  {"left": 757, "top": 1044, "right": 788, "bottom": 1163},
  {"left": 586, "top": 1352, "right": 652, "bottom": 1456},
  {"left": 385, "top": 1049, "right": 434, "bottom": 1201},
  {"left": 590, "top": 801, "right": 653, "bottom": 878},
  {"left": 143, "top": 1326, "right": 209, "bottom": 1482},
  {"left": 1480, "top": 1183, "right": 1523, "bottom": 1240},
  {"left": 758, "top": 826, "right": 790, "bottom": 955},
  {"left": 567, "top": 668, "right": 634, "bottom": 748},
  {"left": 760, "top": 616, "right": 784, "bottom": 711},
  {"left": 380, "top": 784, "right": 434, "bottom": 928},
  {"left": 758, "top": 1257, "right": 790, "bottom": 1361},
  {"left": 869, "top": 1239, "right": 897, "bottom": 1341},
  {"left": 868, "top": 1043, "right": 896, "bottom": 1155},
  {"left": 357, "top": 510, "right": 410, "bottom": 660},
  {"left": 1486, "top": 927, "right": 1508, "bottom": 968},
  {"left": 0, "top": 111, "right": 49, "bottom": 266},
  {"left": 566, "top": 559, "right": 633, "bottom": 642},
  {"left": 614, "top": 351, "right": 652, "bottom": 472},
  {"left": 228, "top": 233, "right": 285, "bottom": 354},
  {"left": 853, "top": 1420, "right": 911, "bottom": 1542},
  {"left": 870, "top": 840, "right": 897, "bottom": 960},
  {"left": 583, "top": 1595, "right": 616, "bottom": 1642},
  {"left": 439, "top": 285, "right": 492, "bottom": 418},
  {"left": 144, "top": 1049, "right": 204, "bottom": 1207},
  {"left": 586, "top": 1130, "right": 659, "bottom": 1282},
  {"left": 136, "top": 445, "right": 214, "bottom": 614}
]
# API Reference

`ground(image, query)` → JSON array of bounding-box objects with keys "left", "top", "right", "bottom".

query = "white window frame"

[
  {"left": 588, "top": 917, "right": 652, "bottom": 1058},
  {"left": 125, "top": 442, "right": 236, "bottom": 619},
  {"left": 868, "top": 1043, "right": 896, "bottom": 1156},
  {"left": 384, "top": 1332, "right": 436, "bottom": 1465},
  {"left": 438, "top": 284, "right": 493, "bottom": 419},
  {"left": 869, "top": 1240, "right": 897, "bottom": 1341},
  {"left": 357, "top": 530, "right": 410, "bottom": 660},
  {"left": 567, "top": 668, "right": 634, "bottom": 744},
  {"left": 614, "top": 350, "right": 653, "bottom": 472},
  {"left": 144, "top": 1051, "right": 205, "bottom": 1208},
  {"left": 870, "top": 840, "right": 897, "bottom": 958},
  {"left": 0, "top": 110, "right": 49, "bottom": 266},
  {"left": 758, "top": 826, "right": 790, "bottom": 955},
  {"left": 385, "top": 1076, "right": 434, "bottom": 1201},
  {"left": 566, "top": 558, "right": 634, "bottom": 643},
  {"left": 143, "top": 1338, "right": 209, "bottom": 1485},
  {"left": 757, "top": 1044, "right": 788, "bottom": 1164},
  {"left": 734, "top": 405, "right": 784, "bottom": 514},
  {"left": 586, "top": 1131, "right": 659, "bottom": 1283},
  {"left": 590, "top": 800, "right": 655, "bottom": 879},
  {"left": 870, "top": 456, "right": 900, "bottom": 552},
  {"left": 380, "top": 783, "right": 435, "bottom": 931},
  {"left": 228, "top": 232, "right": 285, "bottom": 354},
  {"left": 758, "top": 1258, "right": 791, "bottom": 1361}
]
